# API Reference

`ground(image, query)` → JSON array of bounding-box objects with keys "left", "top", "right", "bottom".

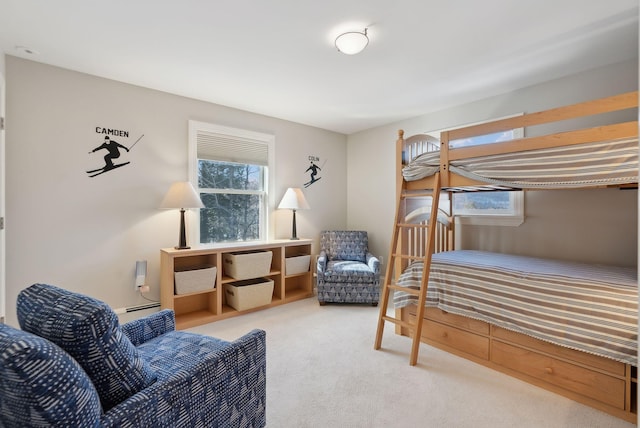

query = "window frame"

[
  {"left": 454, "top": 191, "right": 524, "bottom": 226},
  {"left": 428, "top": 114, "right": 525, "bottom": 227},
  {"left": 188, "top": 121, "right": 275, "bottom": 244}
]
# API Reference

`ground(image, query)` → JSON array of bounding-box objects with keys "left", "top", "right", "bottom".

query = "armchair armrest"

[
  {"left": 366, "top": 253, "right": 380, "bottom": 275},
  {"left": 101, "top": 329, "right": 267, "bottom": 428},
  {"left": 121, "top": 309, "right": 176, "bottom": 346},
  {"left": 317, "top": 250, "right": 327, "bottom": 274}
]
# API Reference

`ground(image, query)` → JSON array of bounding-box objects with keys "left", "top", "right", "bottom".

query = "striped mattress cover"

[
  {"left": 393, "top": 250, "right": 638, "bottom": 365},
  {"left": 402, "top": 137, "right": 638, "bottom": 188}
]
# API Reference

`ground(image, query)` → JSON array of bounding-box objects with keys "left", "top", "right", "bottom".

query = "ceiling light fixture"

[{"left": 335, "top": 28, "right": 369, "bottom": 55}]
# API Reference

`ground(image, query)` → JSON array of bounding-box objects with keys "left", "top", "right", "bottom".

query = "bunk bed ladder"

[{"left": 374, "top": 172, "right": 442, "bottom": 366}]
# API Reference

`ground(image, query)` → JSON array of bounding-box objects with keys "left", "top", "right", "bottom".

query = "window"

[
  {"left": 429, "top": 118, "right": 525, "bottom": 226},
  {"left": 188, "top": 121, "right": 275, "bottom": 244},
  {"left": 453, "top": 190, "right": 524, "bottom": 226}
]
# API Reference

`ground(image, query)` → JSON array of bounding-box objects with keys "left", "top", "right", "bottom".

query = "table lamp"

[
  {"left": 277, "top": 188, "right": 310, "bottom": 240},
  {"left": 160, "top": 181, "right": 205, "bottom": 249}
]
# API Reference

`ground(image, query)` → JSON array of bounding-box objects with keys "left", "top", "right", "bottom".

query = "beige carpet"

[{"left": 188, "top": 297, "right": 637, "bottom": 428}]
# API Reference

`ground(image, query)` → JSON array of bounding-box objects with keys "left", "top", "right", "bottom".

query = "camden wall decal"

[
  {"left": 304, "top": 155, "right": 325, "bottom": 188},
  {"left": 87, "top": 126, "right": 144, "bottom": 178}
]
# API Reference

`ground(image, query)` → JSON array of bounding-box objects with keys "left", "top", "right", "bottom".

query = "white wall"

[
  {"left": 0, "top": 53, "right": 5, "bottom": 322},
  {"left": 4, "top": 56, "right": 347, "bottom": 327},
  {"left": 348, "top": 59, "right": 638, "bottom": 268}
]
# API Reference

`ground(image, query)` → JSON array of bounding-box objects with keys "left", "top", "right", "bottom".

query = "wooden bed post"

[{"left": 440, "top": 130, "right": 450, "bottom": 188}]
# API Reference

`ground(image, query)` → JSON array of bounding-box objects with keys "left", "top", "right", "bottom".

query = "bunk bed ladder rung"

[
  {"left": 397, "top": 223, "right": 429, "bottom": 229},
  {"left": 381, "top": 315, "right": 414, "bottom": 330},
  {"left": 401, "top": 190, "right": 435, "bottom": 199},
  {"left": 374, "top": 172, "right": 442, "bottom": 366},
  {"left": 391, "top": 253, "right": 425, "bottom": 261},
  {"left": 387, "top": 283, "right": 420, "bottom": 295}
]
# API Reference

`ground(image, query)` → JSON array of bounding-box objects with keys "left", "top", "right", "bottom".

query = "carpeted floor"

[{"left": 187, "top": 297, "right": 637, "bottom": 428}]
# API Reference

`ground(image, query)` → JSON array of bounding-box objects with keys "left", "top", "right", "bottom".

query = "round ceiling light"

[{"left": 335, "top": 28, "right": 369, "bottom": 55}]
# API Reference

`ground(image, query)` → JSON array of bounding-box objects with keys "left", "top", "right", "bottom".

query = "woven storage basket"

[
  {"left": 224, "top": 278, "right": 274, "bottom": 311},
  {"left": 174, "top": 266, "right": 217, "bottom": 295},
  {"left": 285, "top": 255, "right": 310, "bottom": 275},
  {"left": 223, "top": 250, "right": 272, "bottom": 280}
]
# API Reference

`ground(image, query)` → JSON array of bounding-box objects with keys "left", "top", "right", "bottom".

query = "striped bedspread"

[
  {"left": 393, "top": 250, "right": 638, "bottom": 365},
  {"left": 402, "top": 137, "right": 638, "bottom": 188}
]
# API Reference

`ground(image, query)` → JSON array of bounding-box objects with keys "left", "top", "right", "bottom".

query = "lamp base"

[
  {"left": 290, "top": 209, "right": 299, "bottom": 240},
  {"left": 176, "top": 208, "right": 191, "bottom": 250}
]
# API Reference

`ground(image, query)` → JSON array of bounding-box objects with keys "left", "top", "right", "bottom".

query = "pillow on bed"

[{"left": 16, "top": 283, "right": 157, "bottom": 411}]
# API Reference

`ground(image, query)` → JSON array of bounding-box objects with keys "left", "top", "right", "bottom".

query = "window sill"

[{"left": 455, "top": 215, "right": 524, "bottom": 227}]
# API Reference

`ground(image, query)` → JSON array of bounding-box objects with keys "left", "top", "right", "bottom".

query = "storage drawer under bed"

[
  {"left": 418, "top": 318, "right": 489, "bottom": 360},
  {"left": 491, "top": 340, "right": 625, "bottom": 409},
  {"left": 492, "top": 326, "right": 625, "bottom": 376}
]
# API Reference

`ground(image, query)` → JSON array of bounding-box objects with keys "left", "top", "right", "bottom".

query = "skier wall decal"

[
  {"left": 304, "top": 155, "right": 326, "bottom": 188},
  {"left": 87, "top": 134, "right": 143, "bottom": 177}
]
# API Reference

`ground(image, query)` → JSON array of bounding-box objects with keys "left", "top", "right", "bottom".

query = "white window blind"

[{"left": 196, "top": 130, "right": 269, "bottom": 166}]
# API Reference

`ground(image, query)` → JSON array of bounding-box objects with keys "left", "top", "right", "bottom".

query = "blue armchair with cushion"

[
  {"left": 0, "top": 283, "right": 266, "bottom": 427},
  {"left": 316, "top": 230, "right": 380, "bottom": 305}
]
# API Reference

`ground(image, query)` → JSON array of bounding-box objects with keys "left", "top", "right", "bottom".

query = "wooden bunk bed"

[{"left": 373, "top": 91, "right": 638, "bottom": 423}]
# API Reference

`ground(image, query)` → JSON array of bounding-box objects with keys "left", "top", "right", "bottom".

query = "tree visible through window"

[
  {"left": 453, "top": 191, "right": 511, "bottom": 212},
  {"left": 198, "top": 160, "right": 263, "bottom": 243}
]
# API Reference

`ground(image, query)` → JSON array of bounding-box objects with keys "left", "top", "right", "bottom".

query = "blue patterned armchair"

[
  {"left": 0, "top": 283, "right": 266, "bottom": 428},
  {"left": 317, "top": 230, "right": 380, "bottom": 305}
]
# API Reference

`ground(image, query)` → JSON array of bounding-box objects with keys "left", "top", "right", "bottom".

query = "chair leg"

[{"left": 319, "top": 301, "right": 327, "bottom": 306}]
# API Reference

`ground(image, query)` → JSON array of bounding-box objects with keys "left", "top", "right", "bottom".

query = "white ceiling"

[{"left": 0, "top": 1, "right": 638, "bottom": 134}]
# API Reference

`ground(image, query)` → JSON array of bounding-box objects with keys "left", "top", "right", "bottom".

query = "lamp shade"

[
  {"left": 160, "top": 182, "right": 205, "bottom": 209},
  {"left": 278, "top": 188, "right": 310, "bottom": 210},
  {"left": 335, "top": 29, "right": 369, "bottom": 55}
]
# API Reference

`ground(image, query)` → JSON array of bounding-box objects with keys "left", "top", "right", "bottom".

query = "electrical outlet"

[{"left": 379, "top": 256, "right": 384, "bottom": 265}]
